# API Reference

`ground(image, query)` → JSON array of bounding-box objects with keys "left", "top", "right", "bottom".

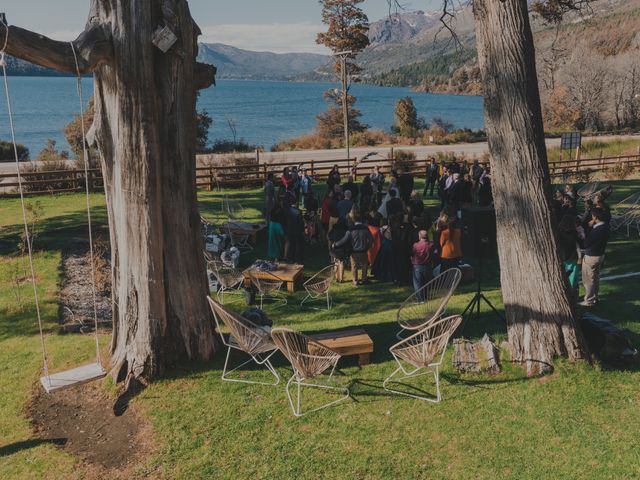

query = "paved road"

[{"left": 1, "top": 134, "right": 638, "bottom": 176}]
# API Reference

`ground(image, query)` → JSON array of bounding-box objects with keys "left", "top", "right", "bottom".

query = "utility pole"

[{"left": 335, "top": 51, "right": 353, "bottom": 170}]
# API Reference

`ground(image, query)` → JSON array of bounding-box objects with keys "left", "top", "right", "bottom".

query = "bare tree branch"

[{"left": 0, "top": 15, "right": 112, "bottom": 74}]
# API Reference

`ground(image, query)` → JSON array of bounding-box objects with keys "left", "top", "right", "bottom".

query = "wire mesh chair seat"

[
  {"left": 610, "top": 192, "right": 640, "bottom": 237},
  {"left": 301, "top": 265, "right": 336, "bottom": 310},
  {"left": 384, "top": 315, "right": 462, "bottom": 403},
  {"left": 577, "top": 182, "right": 600, "bottom": 202},
  {"left": 223, "top": 195, "right": 246, "bottom": 221},
  {"left": 209, "top": 256, "right": 245, "bottom": 303},
  {"left": 271, "top": 327, "right": 349, "bottom": 417},
  {"left": 249, "top": 270, "right": 287, "bottom": 309},
  {"left": 222, "top": 222, "right": 253, "bottom": 253},
  {"left": 396, "top": 268, "right": 462, "bottom": 339},
  {"left": 206, "top": 297, "right": 280, "bottom": 386}
]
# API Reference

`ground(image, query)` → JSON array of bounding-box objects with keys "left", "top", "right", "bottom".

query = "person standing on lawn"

[
  {"left": 333, "top": 208, "right": 373, "bottom": 286},
  {"left": 424, "top": 157, "right": 440, "bottom": 197},
  {"left": 580, "top": 208, "right": 610, "bottom": 307},
  {"left": 411, "top": 230, "right": 433, "bottom": 302}
]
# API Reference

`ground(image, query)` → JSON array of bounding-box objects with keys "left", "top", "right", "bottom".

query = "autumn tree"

[
  {"left": 316, "top": 0, "right": 370, "bottom": 144},
  {"left": 393, "top": 96, "right": 419, "bottom": 137},
  {"left": 316, "top": 89, "right": 367, "bottom": 138},
  {"left": 2, "top": 2, "right": 218, "bottom": 386}
]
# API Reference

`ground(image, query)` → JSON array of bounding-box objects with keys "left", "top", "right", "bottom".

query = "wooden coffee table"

[
  {"left": 243, "top": 263, "right": 305, "bottom": 293},
  {"left": 310, "top": 328, "right": 374, "bottom": 366}
]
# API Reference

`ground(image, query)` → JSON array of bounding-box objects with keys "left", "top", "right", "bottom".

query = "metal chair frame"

[
  {"left": 384, "top": 315, "right": 462, "bottom": 403},
  {"left": 300, "top": 264, "right": 336, "bottom": 310},
  {"left": 610, "top": 192, "right": 640, "bottom": 237},
  {"left": 222, "top": 222, "right": 253, "bottom": 253},
  {"left": 249, "top": 269, "right": 288, "bottom": 309},
  {"left": 205, "top": 254, "right": 245, "bottom": 303},
  {"left": 396, "top": 268, "right": 462, "bottom": 339},
  {"left": 272, "top": 327, "right": 349, "bottom": 417},
  {"left": 207, "top": 297, "right": 280, "bottom": 386}
]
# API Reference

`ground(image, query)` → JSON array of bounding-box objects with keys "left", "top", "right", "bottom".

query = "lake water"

[{"left": 0, "top": 77, "right": 484, "bottom": 157}]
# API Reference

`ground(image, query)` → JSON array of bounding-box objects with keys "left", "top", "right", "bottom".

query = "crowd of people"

[
  {"left": 263, "top": 159, "right": 483, "bottom": 295},
  {"left": 262, "top": 158, "right": 614, "bottom": 307},
  {"left": 553, "top": 185, "right": 611, "bottom": 307}
]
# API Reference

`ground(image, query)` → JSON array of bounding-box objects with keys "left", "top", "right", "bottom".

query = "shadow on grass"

[{"left": 0, "top": 438, "right": 67, "bottom": 457}]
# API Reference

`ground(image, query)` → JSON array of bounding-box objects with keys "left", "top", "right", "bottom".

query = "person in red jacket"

[{"left": 367, "top": 215, "right": 382, "bottom": 269}]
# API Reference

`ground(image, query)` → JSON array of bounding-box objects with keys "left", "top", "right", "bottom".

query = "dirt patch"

[
  {"left": 28, "top": 382, "right": 152, "bottom": 472},
  {"left": 59, "top": 239, "right": 112, "bottom": 332}
]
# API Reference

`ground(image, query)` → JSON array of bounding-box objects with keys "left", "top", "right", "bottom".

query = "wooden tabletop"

[
  {"left": 243, "top": 263, "right": 304, "bottom": 282},
  {"left": 310, "top": 328, "right": 374, "bottom": 357}
]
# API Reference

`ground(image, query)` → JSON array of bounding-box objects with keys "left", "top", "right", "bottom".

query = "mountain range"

[{"left": 6, "top": 0, "right": 639, "bottom": 91}]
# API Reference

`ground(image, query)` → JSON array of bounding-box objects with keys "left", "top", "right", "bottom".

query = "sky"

[{"left": 1, "top": 0, "right": 439, "bottom": 54}]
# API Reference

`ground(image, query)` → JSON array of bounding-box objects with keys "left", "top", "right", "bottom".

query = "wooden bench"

[
  {"left": 310, "top": 328, "right": 374, "bottom": 366},
  {"left": 243, "top": 262, "right": 305, "bottom": 293}
]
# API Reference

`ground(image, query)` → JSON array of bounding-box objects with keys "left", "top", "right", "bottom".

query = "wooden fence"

[{"left": 1, "top": 153, "right": 639, "bottom": 197}]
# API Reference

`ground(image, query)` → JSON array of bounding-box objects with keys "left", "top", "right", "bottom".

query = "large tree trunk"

[
  {"left": 472, "top": 0, "right": 588, "bottom": 374},
  {"left": 3, "top": 0, "right": 218, "bottom": 384}
]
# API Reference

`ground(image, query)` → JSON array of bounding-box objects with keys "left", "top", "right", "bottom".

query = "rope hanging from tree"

[
  {"left": 69, "top": 41, "right": 103, "bottom": 367},
  {"left": 0, "top": 17, "right": 105, "bottom": 391},
  {"left": 0, "top": 15, "right": 50, "bottom": 381}
]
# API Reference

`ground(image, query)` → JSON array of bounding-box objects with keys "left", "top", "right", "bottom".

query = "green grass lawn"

[{"left": 1, "top": 180, "right": 639, "bottom": 479}]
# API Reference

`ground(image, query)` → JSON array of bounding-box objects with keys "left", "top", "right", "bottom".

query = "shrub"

[
  {"left": 209, "top": 139, "right": 258, "bottom": 154},
  {"left": 604, "top": 162, "right": 635, "bottom": 181},
  {"left": 0, "top": 139, "right": 29, "bottom": 162}
]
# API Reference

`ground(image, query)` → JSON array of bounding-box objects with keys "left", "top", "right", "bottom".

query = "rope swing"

[{"left": 0, "top": 19, "right": 106, "bottom": 392}]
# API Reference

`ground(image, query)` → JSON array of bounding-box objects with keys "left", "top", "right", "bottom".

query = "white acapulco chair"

[
  {"left": 396, "top": 268, "right": 462, "bottom": 339},
  {"left": 384, "top": 314, "right": 462, "bottom": 403},
  {"left": 271, "top": 327, "right": 349, "bottom": 417},
  {"left": 249, "top": 269, "right": 288, "bottom": 309},
  {"left": 577, "top": 182, "right": 600, "bottom": 203},
  {"left": 300, "top": 264, "right": 336, "bottom": 310},
  {"left": 206, "top": 254, "right": 245, "bottom": 303},
  {"left": 222, "top": 222, "right": 253, "bottom": 253},
  {"left": 610, "top": 191, "right": 640, "bottom": 237},
  {"left": 206, "top": 297, "right": 280, "bottom": 386}
]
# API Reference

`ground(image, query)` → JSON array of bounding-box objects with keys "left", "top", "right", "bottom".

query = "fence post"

[
  {"left": 209, "top": 167, "right": 214, "bottom": 191},
  {"left": 263, "top": 164, "right": 267, "bottom": 183},
  {"left": 311, "top": 159, "right": 315, "bottom": 177},
  {"left": 256, "top": 149, "right": 260, "bottom": 164}
]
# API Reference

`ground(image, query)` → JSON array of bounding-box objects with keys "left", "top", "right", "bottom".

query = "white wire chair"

[
  {"left": 610, "top": 192, "right": 640, "bottom": 237},
  {"left": 222, "top": 222, "right": 253, "bottom": 253},
  {"left": 223, "top": 195, "right": 246, "bottom": 221},
  {"left": 577, "top": 182, "right": 600, "bottom": 203},
  {"left": 301, "top": 265, "right": 336, "bottom": 310},
  {"left": 396, "top": 268, "right": 462, "bottom": 339},
  {"left": 271, "top": 327, "right": 349, "bottom": 417},
  {"left": 249, "top": 269, "right": 288, "bottom": 309},
  {"left": 206, "top": 254, "right": 245, "bottom": 303},
  {"left": 384, "top": 315, "right": 462, "bottom": 403},
  {"left": 206, "top": 297, "right": 280, "bottom": 386}
]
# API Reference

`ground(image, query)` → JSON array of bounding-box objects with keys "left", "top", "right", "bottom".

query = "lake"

[{"left": 0, "top": 77, "right": 484, "bottom": 157}]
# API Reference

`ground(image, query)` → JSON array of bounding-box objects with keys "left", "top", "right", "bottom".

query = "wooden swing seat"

[{"left": 40, "top": 362, "right": 106, "bottom": 393}]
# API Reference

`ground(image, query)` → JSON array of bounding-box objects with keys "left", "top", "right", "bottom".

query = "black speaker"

[{"left": 461, "top": 206, "right": 497, "bottom": 258}]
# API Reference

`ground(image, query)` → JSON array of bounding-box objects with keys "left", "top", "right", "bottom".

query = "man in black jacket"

[
  {"left": 423, "top": 157, "right": 440, "bottom": 197},
  {"left": 283, "top": 194, "right": 305, "bottom": 264},
  {"left": 333, "top": 209, "right": 373, "bottom": 286},
  {"left": 580, "top": 208, "right": 610, "bottom": 307},
  {"left": 397, "top": 168, "right": 414, "bottom": 204},
  {"left": 385, "top": 189, "right": 404, "bottom": 218}
]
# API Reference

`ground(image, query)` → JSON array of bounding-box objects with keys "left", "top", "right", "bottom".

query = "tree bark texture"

[
  {"left": 2, "top": 0, "right": 218, "bottom": 384},
  {"left": 472, "top": 0, "right": 588, "bottom": 374}
]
